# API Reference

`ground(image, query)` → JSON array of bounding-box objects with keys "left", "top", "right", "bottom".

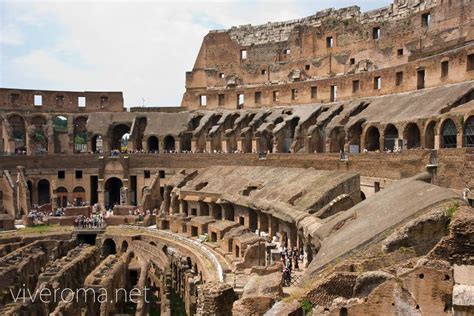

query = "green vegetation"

[
  {"left": 34, "top": 131, "right": 45, "bottom": 142},
  {"left": 300, "top": 299, "right": 312, "bottom": 314},
  {"left": 446, "top": 203, "right": 459, "bottom": 219},
  {"left": 74, "top": 134, "right": 87, "bottom": 144},
  {"left": 53, "top": 116, "right": 68, "bottom": 133}
]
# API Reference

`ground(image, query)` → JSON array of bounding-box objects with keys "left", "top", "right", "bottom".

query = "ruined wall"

[
  {"left": 183, "top": 0, "right": 474, "bottom": 109},
  {"left": 0, "top": 88, "right": 124, "bottom": 113}
]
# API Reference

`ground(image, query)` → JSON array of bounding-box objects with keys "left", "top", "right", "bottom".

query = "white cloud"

[
  {"left": 0, "top": 24, "right": 24, "bottom": 46},
  {"left": 0, "top": 0, "right": 391, "bottom": 107}
]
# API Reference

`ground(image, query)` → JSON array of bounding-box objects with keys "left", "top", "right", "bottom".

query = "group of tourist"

[
  {"left": 27, "top": 209, "right": 46, "bottom": 224},
  {"left": 74, "top": 214, "right": 105, "bottom": 228},
  {"left": 281, "top": 247, "right": 303, "bottom": 286}
]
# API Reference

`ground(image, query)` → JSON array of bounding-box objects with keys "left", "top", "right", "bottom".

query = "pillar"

[
  {"left": 120, "top": 186, "right": 128, "bottom": 205},
  {"left": 457, "top": 129, "right": 463, "bottom": 148},
  {"left": 98, "top": 179, "right": 105, "bottom": 209},
  {"left": 252, "top": 137, "right": 259, "bottom": 153},
  {"left": 191, "top": 138, "right": 198, "bottom": 153},
  {"left": 434, "top": 134, "right": 440, "bottom": 150},
  {"left": 236, "top": 138, "right": 243, "bottom": 152},
  {"left": 205, "top": 139, "right": 212, "bottom": 153},
  {"left": 221, "top": 139, "right": 228, "bottom": 153}
]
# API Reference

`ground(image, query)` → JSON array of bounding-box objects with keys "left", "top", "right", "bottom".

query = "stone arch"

[
  {"left": 383, "top": 124, "right": 398, "bottom": 151},
  {"left": 424, "top": 121, "right": 436, "bottom": 149},
  {"left": 404, "top": 123, "right": 421, "bottom": 149},
  {"left": 111, "top": 124, "right": 130, "bottom": 151},
  {"left": 8, "top": 114, "right": 26, "bottom": 153},
  {"left": 147, "top": 136, "right": 159, "bottom": 152},
  {"left": 463, "top": 115, "right": 474, "bottom": 147},
  {"left": 347, "top": 121, "right": 364, "bottom": 153},
  {"left": 258, "top": 130, "right": 273, "bottom": 153},
  {"left": 121, "top": 240, "right": 129, "bottom": 253},
  {"left": 56, "top": 187, "right": 68, "bottom": 208},
  {"left": 104, "top": 177, "right": 123, "bottom": 208},
  {"left": 53, "top": 115, "right": 68, "bottom": 154},
  {"left": 73, "top": 116, "right": 88, "bottom": 153},
  {"left": 248, "top": 208, "right": 258, "bottom": 231},
  {"left": 163, "top": 135, "right": 176, "bottom": 152},
  {"left": 365, "top": 126, "right": 380, "bottom": 151},
  {"left": 329, "top": 127, "right": 346, "bottom": 153},
  {"left": 440, "top": 119, "right": 457, "bottom": 148},
  {"left": 38, "top": 179, "right": 50, "bottom": 206},
  {"left": 73, "top": 186, "right": 86, "bottom": 205},
  {"left": 30, "top": 115, "right": 48, "bottom": 154},
  {"left": 102, "top": 238, "right": 117, "bottom": 256},
  {"left": 180, "top": 133, "right": 192, "bottom": 152},
  {"left": 91, "top": 134, "right": 103, "bottom": 153},
  {"left": 308, "top": 127, "right": 324, "bottom": 153}
]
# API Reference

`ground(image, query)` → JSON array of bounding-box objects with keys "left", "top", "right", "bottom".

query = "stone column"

[
  {"left": 205, "top": 140, "right": 212, "bottom": 153},
  {"left": 179, "top": 200, "right": 187, "bottom": 214},
  {"left": 67, "top": 115, "right": 74, "bottom": 154},
  {"left": 236, "top": 138, "right": 243, "bottom": 152},
  {"left": 120, "top": 186, "right": 128, "bottom": 205},
  {"left": 191, "top": 138, "right": 198, "bottom": 153},
  {"left": 176, "top": 139, "right": 182, "bottom": 153},
  {"left": 221, "top": 139, "right": 228, "bottom": 153},
  {"left": 252, "top": 137, "right": 259, "bottom": 153},
  {"left": 456, "top": 128, "right": 463, "bottom": 148},
  {"left": 434, "top": 134, "right": 440, "bottom": 150},
  {"left": 98, "top": 179, "right": 105, "bottom": 209}
]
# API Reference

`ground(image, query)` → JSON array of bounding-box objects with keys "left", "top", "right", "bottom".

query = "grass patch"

[
  {"left": 446, "top": 203, "right": 459, "bottom": 219},
  {"left": 300, "top": 299, "right": 312, "bottom": 313}
]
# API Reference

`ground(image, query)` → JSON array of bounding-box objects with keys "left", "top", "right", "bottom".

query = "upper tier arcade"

[
  {"left": 182, "top": 0, "right": 474, "bottom": 109},
  {"left": 0, "top": 88, "right": 124, "bottom": 113}
]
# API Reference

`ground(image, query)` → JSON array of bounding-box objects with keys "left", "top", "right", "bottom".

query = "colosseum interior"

[{"left": 0, "top": 0, "right": 473, "bottom": 315}]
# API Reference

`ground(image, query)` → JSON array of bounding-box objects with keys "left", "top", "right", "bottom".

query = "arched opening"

[
  {"left": 258, "top": 131, "right": 273, "bottom": 153},
  {"left": 8, "top": 115, "right": 26, "bottom": 154},
  {"left": 329, "top": 127, "right": 346, "bottom": 153},
  {"left": 181, "top": 133, "right": 192, "bottom": 152},
  {"left": 53, "top": 116, "right": 68, "bottom": 154},
  {"left": 164, "top": 135, "right": 175, "bottom": 152},
  {"left": 102, "top": 238, "right": 117, "bottom": 256},
  {"left": 360, "top": 191, "right": 366, "bottom": 201},
  {"left": 441, "top": 119, "right": 457, "bottom": 148},
  {"left": 225, "top": 205, "right": 235, "bottom": 221},
  {"left": 74, "top": 116, "right": 88, "bottom": 153},
  {"left": 308, "top": 127, "right": 324, "bottom": 153},
  {"left": 463, "top": 116, "right": 474, "bottom": 147},
  {"left": 73, "top": 186, "right": 86, "bottom": 206},
  {"left": 30, "top": 116, "right": 48, "bottom": 154},
  {"left": 121, "top": 240, "right": 128, "bottom": 253},
  {"left": 248, "top": 209, "right": 258, "bottom": 231},
  {"left": 111, "top": 124, "right": 130, "bottom": 151},
  {"left": 347, "top": 121, "right": 363, "bottom": 153},
  {"left": 104, "top": 177, "right": 123, "bottom": 209},
  {"left": 149, "top": 241, "right": 157, "bottom": 247},
  {"left": 404, "top": 123, "right": 421, "bottom": 149},
  {"left": 365, "top": 126, "right": 380, "bottom": 151},
  {"left": 383, "top": 124, "right": 399, "bottom": 151},
  {"left": 56, "top": 187, "right": 68, "bottom": 208},
  {"left": 147, "top": 136, "right": 159, "bottom": 152},
  {"left": 91, "top": 135, "right": 103, "bottom": 153},
  {"left": 425, "top": 121, "right": 436, "bottom": 149},
  {"left": 38, "top": 179, "right": 50, "bottom": 206}
]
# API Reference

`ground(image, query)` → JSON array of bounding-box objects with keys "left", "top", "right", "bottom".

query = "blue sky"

[{"left": 0, "top": 0, "right": 390, "bottom": 107}]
